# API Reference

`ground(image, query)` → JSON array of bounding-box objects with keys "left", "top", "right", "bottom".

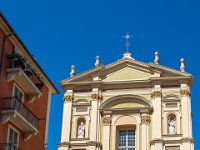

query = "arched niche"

[
  {"left": 76, "top": 118, "right": 86, "bottom": 138},
  {"left": 71, "top": 116, "right": 90, "bottom": 139},
  {"left": 167, "top": 113, "right": 177, "bottom": 135}
]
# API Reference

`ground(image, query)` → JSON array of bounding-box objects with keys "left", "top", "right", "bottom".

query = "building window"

[
  {"left": 13, "top": 86, "right": 23, "bottom": 103},
  {"left": 76, "top": 107, "right": 88, "bottom": 112},
  {"left": 165, "top": 146, "right": 180, "bottom": 150},
  {"left": 165, "top": 103, "right": 178, "bottom": 108},
  {"left": 7, "top": 127, "right": 19, "bottom": 150},
  {"left": 118, "top": 129, "right": 136, "bottom": 150}
]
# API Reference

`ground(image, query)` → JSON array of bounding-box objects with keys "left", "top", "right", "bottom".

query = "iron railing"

[
  {"left": 7, "top": 54, "right": 43, "bottom": 90},
  {"left": 0, "top": 143, "right": 21, "bottom": 150},
  {"left": 1, "top": 97, "right": 39, "bottom": 130}
]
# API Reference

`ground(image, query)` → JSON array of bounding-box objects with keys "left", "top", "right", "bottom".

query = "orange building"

[{"left": 0, "top": 13, "right": 59, "bottom": 150}]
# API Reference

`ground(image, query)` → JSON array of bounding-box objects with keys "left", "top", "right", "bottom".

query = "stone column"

[
  {"left": 59, "top": 90, "right": 74, "bottom": 150},
  {"left": 151, "top": 82, "right": 163, "bottom": 150},
  {"left": 102, "top": 115, "right": 112, "bottom": 150},
  {"left": 141, "top": 115, "right": 150, "bottom": 150}
]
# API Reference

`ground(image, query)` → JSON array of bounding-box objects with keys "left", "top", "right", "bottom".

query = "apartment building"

[{"left": 0, "top": 13, "right": 59, "bottom": 150}]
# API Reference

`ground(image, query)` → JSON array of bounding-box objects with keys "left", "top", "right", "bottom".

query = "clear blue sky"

[{"left": 1, "top": 0, "right": 200, "bottom": 149}]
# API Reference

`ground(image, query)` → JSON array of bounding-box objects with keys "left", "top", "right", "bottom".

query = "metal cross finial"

[{"left": 123, "top": 33, "right": 132, "bottom": 52}]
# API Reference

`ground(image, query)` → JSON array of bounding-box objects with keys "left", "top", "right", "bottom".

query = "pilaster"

[
  {"left": 60, "top": 90, "right": 74, "bottom": 149},
  {"left": 180, "top": 81, "right": 194, "bottom": 150},
  {"left": 141, "top": 114, "right": 151, "bottom": 150},
  {"left": 180, "top": 82, "right": 192, "bottom": 138},
  {"left": 90, "top": 86, "right": 102, "bottom": 142},
  {"left": 151, "top": 82, "right": 163, "bottom": 150},
  {"left": 102, "top": 114, "right": 112, "bottom": 150},
  {"left": 151, "top": 83, "right": 162, "bottom": 139}
]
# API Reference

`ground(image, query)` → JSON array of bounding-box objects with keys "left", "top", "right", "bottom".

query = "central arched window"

[{"left": 117, "top": 126, "right": 136, "bottom": 150}]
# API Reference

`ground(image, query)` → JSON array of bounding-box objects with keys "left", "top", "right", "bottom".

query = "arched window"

[
  {"left": 76, "top": 118, "right": 86, "bottom": 138},
  {"left": 167, "top": 114, "right": 176, "bottom": 135}
]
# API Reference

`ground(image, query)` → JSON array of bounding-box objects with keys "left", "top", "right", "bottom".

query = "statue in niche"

[
  {"left": 77, "top": 122, "right": 85, "bottom": 138},
  {"left": 168, "top": 117, "right": 176, "bottom": 134}
]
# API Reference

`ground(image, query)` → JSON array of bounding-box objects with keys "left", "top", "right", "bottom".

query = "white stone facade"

[{"left": 58, "top": 53, "right": 194, "bottom": 150}]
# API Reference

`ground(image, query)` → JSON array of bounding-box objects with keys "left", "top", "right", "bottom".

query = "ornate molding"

[
  {"left": 91, "top": 93, "right": 103, "bottom": 100},
  {"left": 141, "top": 115, "right": 151, "bottom": 124},
  {"left": 181, "top": 137, "right": 195, "bottom": 143},
  {"left": 102, "top": 117, "right": 111, "bottom": 126},
  {"left": 151, "top": 91, "right": 162, "bottom": 98},
  {"left": 180, "top": 90, "right": 191, "bottom": 96},
  {"left": 150, "top": 138, "right": 164, "bottom": 145},
  {"left": 57, "top": 142, "right": 70, "bottom": 148},
  {"left": 64, "top": 95, "right": 74, "bottom": 102}
]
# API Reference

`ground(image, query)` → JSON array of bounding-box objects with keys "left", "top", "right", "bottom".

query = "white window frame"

[
  {"left": 12, "top": 83, "right": 24, "bottom": 103},
  {"left": 117, "top": 129, "right": 136, "bottom": 150},
  {"left": 7, "top": 125, "right": 20, "bottom": 150},
  {"left": 164, "top": 144, "right": 181, "bottom": 150}
]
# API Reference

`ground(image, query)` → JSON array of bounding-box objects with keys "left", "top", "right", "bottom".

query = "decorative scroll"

[
  {"left": 151, "top": 91, "right": 162, "bottom": 99},
  {"left": 141, "top": 115, "right": 151, "bottom": 124},
  {"left": 102, "top": 117, "right": 112, "bottom": 126},
  {"left": 64, "top": 95, "right": 74, "bottom": 102},
  {"left": 180, "top": 90, "right": 191, "bottom": 96},
  {"left": 91, "top": 93, "right": 103, "bottom": 100}
]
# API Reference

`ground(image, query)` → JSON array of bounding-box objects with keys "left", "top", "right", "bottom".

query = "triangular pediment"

[
  {"left": 60, "top": 57, "right": 192, "bottom": 84},
  {"left": 102, "top": 67, "right": 150, "bottom": 81}
]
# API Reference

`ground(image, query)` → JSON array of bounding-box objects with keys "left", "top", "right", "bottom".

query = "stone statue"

[
  {"left": 77, "top": 122, "right": 85, "bottom": 138},
  {"left": 168, "top": 118, "right": 176, "bottom": 134}
]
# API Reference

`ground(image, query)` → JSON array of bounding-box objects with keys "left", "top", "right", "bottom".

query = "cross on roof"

[{"left": 123, "top": 33, "right": 132, "bottom": 52}]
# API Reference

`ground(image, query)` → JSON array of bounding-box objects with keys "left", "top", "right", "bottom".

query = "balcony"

[
  {"left": 0, "top": 143, "right": 21, "bottom": 150},
  {"left": 7, "top": 54, "right": 42, "bottom": 102},
  {"left": 1, "top": 97, "right": 39, "bottom": 140}
]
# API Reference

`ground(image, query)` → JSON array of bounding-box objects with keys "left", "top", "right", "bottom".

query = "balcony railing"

[
  {"left": 1, "top": 97, "right": 39, "bottom": 130},
  {"left": 0, "top": 143, "right": 21, "bottom": 150},
  {"left": 6, "top": 54, "right": 43, "bottom": 102},
  {"left": 7, "top": 54, "right": 43, "bottom": 90}
]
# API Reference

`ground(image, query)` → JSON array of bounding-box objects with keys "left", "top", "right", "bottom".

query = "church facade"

[{"left": 58, "top": 52, "right": 194, "bottom": 150}]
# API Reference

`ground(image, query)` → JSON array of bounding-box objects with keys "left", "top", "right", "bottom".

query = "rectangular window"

[
  {"left": 7, "top": 127, "right": 19, "bottom": 150},
  {"left": 13, "top": 86, "right": 23, "bottom": 103},
  {"left": 165, "top": 146, "right": 180, "bottom": 150},
  {"left": 165, "top": 103, "right": 178, "bottom": 108},
  {"left": 76, "top": 107, "right": 88, "bottom": 112},
  {"left": 118, "top": 130, "right": 135, "bottom": 150}
]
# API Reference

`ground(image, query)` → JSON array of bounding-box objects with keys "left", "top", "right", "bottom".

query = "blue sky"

[{"left": 1, "top": 0, "right": 200, "bottom": 149}]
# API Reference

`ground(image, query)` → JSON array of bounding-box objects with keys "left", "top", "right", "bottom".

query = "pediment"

[{"left": 60, "top": 57, "right": 192, "bottom": 85}]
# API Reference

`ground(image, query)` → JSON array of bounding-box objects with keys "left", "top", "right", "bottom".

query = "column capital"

[
  {"left": 64, "top": 95, "right": 74, "bottom": 103},
  {"left": 180, "top": 90, "right": 191, "bottom": 96},
  {"left": 141, "top": 115, "right": 151, "bottom": 125},
  {"left": 91, "top": 93, "right": 103, "bottom": 100},
  {"left": 151, "top": 91, "right": 162, "bottom": 99},
  {"left": 102, "top": 116, "right": 112, "bottom": 126}
]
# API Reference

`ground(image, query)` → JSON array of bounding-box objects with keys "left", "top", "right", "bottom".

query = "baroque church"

[{"left": 58, "top": 37, "right": 194, "bottom": 150}]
